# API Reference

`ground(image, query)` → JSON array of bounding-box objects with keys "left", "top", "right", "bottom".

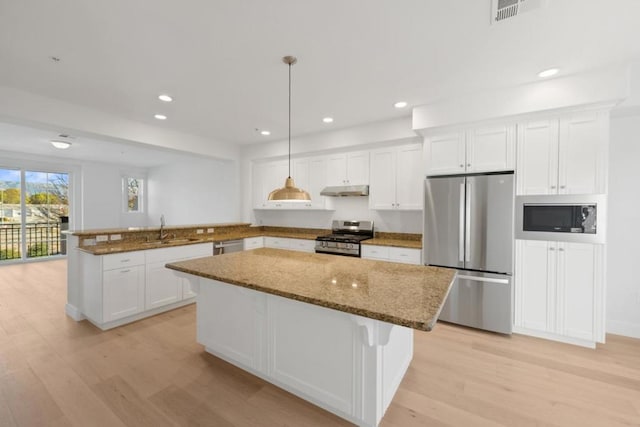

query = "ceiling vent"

[{"left": 491, "top": 0, "right": 545, "bottom": 24}]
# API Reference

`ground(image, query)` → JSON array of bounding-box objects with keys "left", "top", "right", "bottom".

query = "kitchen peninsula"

[{"left": 167, "top": 248, "right": 455, "bottom": 427}]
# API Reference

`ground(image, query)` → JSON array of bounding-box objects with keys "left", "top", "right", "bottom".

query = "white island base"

[{"left": 183, "top": 275, "right": 413, "bottom": 427}]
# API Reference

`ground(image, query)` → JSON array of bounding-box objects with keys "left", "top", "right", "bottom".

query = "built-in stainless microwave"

[{"left": 515, "top": 195, "right": 606, "bottom": 243}]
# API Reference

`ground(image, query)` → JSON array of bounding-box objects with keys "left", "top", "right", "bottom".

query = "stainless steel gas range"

[{"left": 315, "top": 220, "right": 374, "bottom": 257}]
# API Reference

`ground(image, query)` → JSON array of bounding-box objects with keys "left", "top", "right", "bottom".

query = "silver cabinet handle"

[
  {"left": 467, "top": 163, "right": 471, "bottom": 167},
  {"left": 459, "top": 164, "right": 464, "bottom": 168},
  {"left": 121, "top": 259, "right": 130, "bottom": 263},
  {"left": 550, "top": 185, "right": 556, "bottom": 189},
  {"left": 558, "top": 248, "right": 565, "bottom": 252},
  {"left": 549, "top": 247, "right": 555, "bottom": 251},
  {"left": 560, "top": 185, "right": 566, "bottom": 189},
  {"left": 120, "top": 269, "right": 131, "bottom": 273}
]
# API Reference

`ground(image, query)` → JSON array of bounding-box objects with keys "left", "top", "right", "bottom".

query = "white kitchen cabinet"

[
  {"left": 514, "top": 239, "right": 603, "bottom": 346},
  {"left": 425, "top": 125, "right": 515, "bottom": 176},
  {"left": 326, "top": 151, "right": 369, "bottom": 186},
  {"left": 144, "top": 243, "right": 213, "bottom": 310},
  {"left": 81, "top": 243, "right": 213, "bottom": 330},
  {"left": 252, "top": 160, "right": 288, "bottom": 208},
  {"left": 293, "top": 157, "right": 328, "bottom": 209},
  {"left": 243, "top": 236, "right": 264, "bottom": 250},
  {"left": 516, "top": 111, "right": 607, "bottom": 195},
  {"left": 101, "top": 251, "right": 146, "bottom": 323},
  {"left": 361, "top": 245, "right": 422, "bottom": 265},
  {"left": 369, "top": 143, "right": 423, "bottom": 210},
  {"left": 264, "top": 237, "right": 316, "bottom": 253}
]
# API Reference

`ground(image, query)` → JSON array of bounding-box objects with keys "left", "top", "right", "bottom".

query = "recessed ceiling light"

[
  {"left": 322, "top": 117, "right": 334, "bottom": 123},
  {"left": 260, "top": 130, "right": 271, "bottom": 136},
  {"left": 154, "top": 114, "right": 167, "bottom": 120},
  {"left": 538, "top": 68, "right": 559, "bottom": 78},
  {"left": 158, "top": 94, "right": 173, "bottom": 102},
  {"left": 394, "top": 101, "right": 408, "bottom": 109},
  {"left": 50, "top": 140, "right": 71, "bottom": 149}
]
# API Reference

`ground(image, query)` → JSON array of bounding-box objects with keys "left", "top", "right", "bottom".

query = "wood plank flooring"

[{"left": 1, "top": 259, "right": 639, "bottom": 426}]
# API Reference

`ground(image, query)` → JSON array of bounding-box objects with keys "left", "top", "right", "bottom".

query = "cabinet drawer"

[
  {"left": 264, "top": 237, "right": 291, "bottom": 249},
  {"left": 388, "top": 247, "right": 422, "bottom": 265},
  {"left": 244, "top": 237, "right": 264, "bottom": 250},
  {"left": 103, "top": 251, "right": 145, "bottom": 271},
  {"left": 361, "top": 245, "right": 390, "bottom": 260},
  {"left": 289, "top": 239, "right": 316, "bottom": 253}
]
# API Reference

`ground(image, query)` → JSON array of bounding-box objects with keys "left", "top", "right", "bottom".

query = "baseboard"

[
  {"left": 65, "top": 303, "right": 86, "bottom": 321},
  {"left": 513, "top": 326, "right": 596, "bottom": 348},
  {"left": 606, "top": 320, "right": 640, "bottom": 339}
]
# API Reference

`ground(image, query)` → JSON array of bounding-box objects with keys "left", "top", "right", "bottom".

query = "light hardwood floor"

[{"left": 1, "top": 259, "right": 639, "bottom": 427}]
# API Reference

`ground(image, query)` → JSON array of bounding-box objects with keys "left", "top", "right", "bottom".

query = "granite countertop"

[
  {"left": 166, "top": 248, "right": 455, "bottom": 331},
  {"left": 362, "top": 232, "right": 422, "bottom": 249}
]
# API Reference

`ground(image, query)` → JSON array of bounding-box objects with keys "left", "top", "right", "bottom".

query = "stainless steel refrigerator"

[{"left": 424, "top": 172, "right": 514, "bottom": 334}]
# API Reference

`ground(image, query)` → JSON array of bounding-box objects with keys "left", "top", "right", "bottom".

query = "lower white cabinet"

[
  {"left": 103, "top": 264, "right": 145, "bottom": 322},
  {"left": 243, "top": 237, "right": 264, "bottom": 250},
  {"left": 81, "top": 243, "right": 213, "bottom": 329},
  {"left": 514, "top": 239, "right": 604, "bottom": 347},
  {"left": 264, "top": 237, "right": 316, "bottom": 253},
  {"left": 361, "top": 245, "right": 422, "bottom": 265}
]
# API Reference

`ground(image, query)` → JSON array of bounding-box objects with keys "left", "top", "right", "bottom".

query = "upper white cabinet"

[
  {"left": 516, "top": 111, "right": 607, "bottom": 195},
  {"left": 369, "top": 143, "right": 423, "bottom": 210},
  {"left": 252, "top": 160, "right": 289, "bottom": 209},
  {"left": 514, "top": 239, "right": 603, "bottom": 346},
  {"left": 292, "top": 157, "right": 328, "bottom": 209},
  {"left": 425, "top": 125, "right": 515, "bottom": 176},
  {"left": 326, "top": 151, "right": 369, "bottom": 186}
]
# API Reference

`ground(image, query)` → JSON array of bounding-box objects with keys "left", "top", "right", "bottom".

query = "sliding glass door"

[{"left": 0, "top": 168, "right": 69, "bottom": 262}]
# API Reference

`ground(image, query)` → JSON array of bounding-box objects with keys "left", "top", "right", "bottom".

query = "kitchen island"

[{"left": 166, "top": 248, "right": 455, "bottom": 427}]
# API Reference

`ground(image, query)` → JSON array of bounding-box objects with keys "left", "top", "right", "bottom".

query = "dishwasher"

[{"left": 213, "top": 239, "right": 244, "bottom": 255}]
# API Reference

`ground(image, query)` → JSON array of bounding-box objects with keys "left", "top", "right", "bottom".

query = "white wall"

[
  {"left": 606, "top": 113, "right": 640, "bottom": 339},
  {"left": 147, "top": 156, "right": 240, "bottom": 226}
]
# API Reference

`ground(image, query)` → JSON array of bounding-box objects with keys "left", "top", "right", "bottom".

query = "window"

[{"left": 124, "top": 176, "right": 144, "bottom": 213}]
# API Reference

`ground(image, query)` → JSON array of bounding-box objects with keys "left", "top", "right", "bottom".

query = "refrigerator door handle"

[
  {"left": 459, "top": 182, "right": 465, "bottom": 262},
  {"left": 465, "top": 181, "right": 471, "bottom": 262}
]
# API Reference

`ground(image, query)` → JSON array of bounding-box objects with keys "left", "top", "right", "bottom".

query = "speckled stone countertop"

[
  {"left": 166, "top": 248, "right": 455, "bottom": 331},
  {"left": 362, "top": 232, "right": 422, "bottom": 249}
]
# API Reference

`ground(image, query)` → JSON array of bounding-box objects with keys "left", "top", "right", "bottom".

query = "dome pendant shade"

[
  {"left": 267, "top": 55, "right": 311, "bottom": 203},
  {"left": 268, "top": 176, "right": 311, "bottom": 201}
]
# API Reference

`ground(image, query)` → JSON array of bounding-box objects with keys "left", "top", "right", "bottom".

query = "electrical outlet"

[
  {"left": 83, "top": 238, "right": 96, "bottom": 246},
  {"left": 96, "top": 235, "right": 108, "bottom": 242},
  {"left": 207, "top": 228, "right": 214, "bottom": 233},
  {"left": 110, "top": 234, "right": 122, "bottom": 241},
  {"left": 196, "top": 229, "right": 204, "bottom": 234}
]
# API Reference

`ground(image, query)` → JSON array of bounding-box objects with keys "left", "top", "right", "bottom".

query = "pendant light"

[{"left": 267, "top": 56, "right": 311, "bottom": 202}]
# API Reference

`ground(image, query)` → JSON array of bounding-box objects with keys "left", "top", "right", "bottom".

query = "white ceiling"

[{"left": 1, "top": 0, "right": 640, "bottom": 153}]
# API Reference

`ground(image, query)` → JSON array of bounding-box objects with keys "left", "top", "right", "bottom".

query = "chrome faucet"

[{"left": 159, "top": 214, "right": 169, "bottom": 240}]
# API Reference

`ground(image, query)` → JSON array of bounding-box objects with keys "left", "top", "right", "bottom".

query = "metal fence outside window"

[{"left": 0, "top": 222, "right": 65, "bottom": 260}]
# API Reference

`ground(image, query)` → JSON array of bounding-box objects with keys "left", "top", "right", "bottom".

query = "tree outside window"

[{"left": 125, "top": 177, "right": 143, "bottom": 212}]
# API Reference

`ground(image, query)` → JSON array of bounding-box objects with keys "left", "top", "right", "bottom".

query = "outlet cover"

[
  {"left": 207, "top": 228, "right": 214, "bottom": 233},
  {"left": 96, "top": 235, "right": 108, "bottom": 242},
  {"left": 110, "top": 234, "right": 122, "bottom": 241},
  {"left": 196, "top": 229, "right": 204, "bottom": 234}
]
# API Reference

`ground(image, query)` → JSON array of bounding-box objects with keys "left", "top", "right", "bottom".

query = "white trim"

[
  {"left": 513, "top": 326, "right": 596, "bottom": 349},
  {"left": 606, "top": 320, "right": 640, "bottom": 340},
  {"left": 65, "top": 303, "right": 85, "bottom": 321}
]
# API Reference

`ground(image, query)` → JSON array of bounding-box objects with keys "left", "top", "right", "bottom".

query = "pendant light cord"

[{"left": 288, "top": 61, "right": 292, "bottom": 178}]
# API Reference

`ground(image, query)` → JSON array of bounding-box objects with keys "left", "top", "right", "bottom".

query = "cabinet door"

[
  {"left": 388, "top": 247, "right": 422, "bottom": 265},
  {"left": 345, "top": 151, "right": 369, "bottom": 185},
  {"left": 326, "top": 154, "right": 347, "bottom": 186},
  {"left": 361, "top": 245, "right": 390, "bottom": 260},
  {"left": 264, "top": 237, "right": 291, "bottom": 249},
  {"left": 556, "top": 242, "right": 596, "bottom": 341},
  {"left": 516, "top": 120, "right": 560, "bottom": 195},
  {"left": 292, "top": 157, "right": 310, "bottom": 198},
  {"left": 395, "top": 144, "right": 423, "bottom": 210},
  {"left": 558, "top": 112, "right": 605, "bottom": 195},
  {"left": 308, "top": 157, "right": 327, "bottom": 209},
  {"left": 145, "top": 261, "right": 182, "bottom": 310},
  {"left": 103, "top": 266, "right": 145, "bottom": 322},
  {"left": 514, "top": 240, "right": 555, "bottom": 333},
  {"left": 425, "top": 132, "right": 465, "bottom": 175},
  {"left": 289, "top": 239, "right": 316, "bottom": 253},
  {"left": 466, "top": 125, "right": 515, "bottom": 173},
  {"left": 252, "top": 162, "right": 268, "bottom": 208},
  {"left": 368, "top": 148, "right": 396, "bottom": 210}
]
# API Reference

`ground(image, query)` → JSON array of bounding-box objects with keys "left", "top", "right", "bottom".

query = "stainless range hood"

[{"left": 320, "top": 185, "right": 369, "bottom": 197}]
